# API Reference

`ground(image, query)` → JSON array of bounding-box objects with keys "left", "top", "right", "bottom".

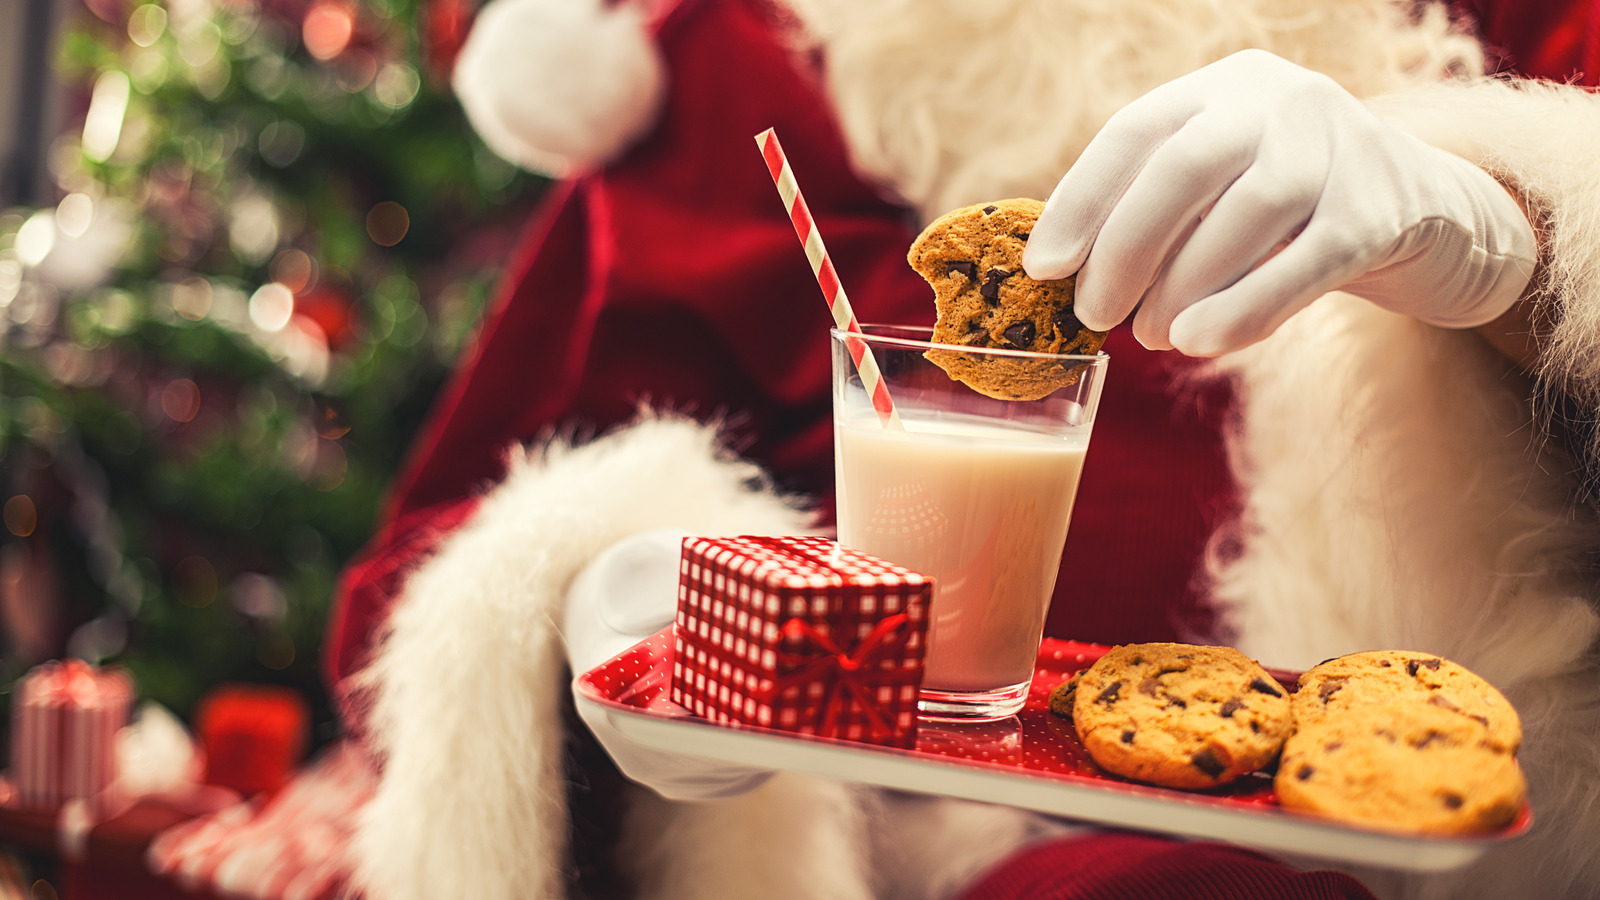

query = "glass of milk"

[{"left": 831, "top": 325, "right": 1107, "bottom": 720}]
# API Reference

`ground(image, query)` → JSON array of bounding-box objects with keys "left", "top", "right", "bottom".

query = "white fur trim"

[
  {"left": 452, "top": 0, "right": 665, "bottom": 177},
  {"left": 1211, "top": 298, "right": 1600, "bottom": 898},
  {"left": 352, "top": 415, "right": 823, "bottom": 900},
  {"left": 618, "top": 777, "right": 879, "bottom": 900}
]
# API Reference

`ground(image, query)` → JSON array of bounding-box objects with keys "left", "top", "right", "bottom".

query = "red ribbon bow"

[
  {"left": 774, "top": 612, "right": 913, "bottom": 738},
  {"left": 33, "top": 660, "right": 107, "bottom": 708}
]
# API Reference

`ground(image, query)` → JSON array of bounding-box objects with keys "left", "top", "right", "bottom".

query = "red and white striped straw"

[{"left": 756, "top": 128, "right": 902, "bottom": 431}]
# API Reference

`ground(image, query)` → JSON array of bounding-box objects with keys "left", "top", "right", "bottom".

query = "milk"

[{"left": 834, "top": 412, "right": 1089, "bottom": 693}]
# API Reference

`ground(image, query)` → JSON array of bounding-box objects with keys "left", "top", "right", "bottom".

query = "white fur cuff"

[{"left": 453, "top": 0, "right": 666, "bottom": 177}]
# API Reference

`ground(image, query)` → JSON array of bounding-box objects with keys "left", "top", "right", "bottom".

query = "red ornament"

[{"left": 194, "top": 684, "right": 309, "bottom": 797}]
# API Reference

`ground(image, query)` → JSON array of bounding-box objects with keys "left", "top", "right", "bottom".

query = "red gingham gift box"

[
  {"left": 8, "top": 659, "right": 134, "bottom": 812},
  {"left": 671, "top": 535, "right": 932, "bottom": 748}
]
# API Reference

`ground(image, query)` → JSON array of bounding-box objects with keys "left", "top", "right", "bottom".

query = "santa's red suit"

[{"left": 327, "top": 1, "right": 1600, "bottom": 898}]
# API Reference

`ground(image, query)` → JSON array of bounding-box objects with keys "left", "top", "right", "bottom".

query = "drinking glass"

[{"left": 832, "top": 324, "right": 1107, "bottom": 720}]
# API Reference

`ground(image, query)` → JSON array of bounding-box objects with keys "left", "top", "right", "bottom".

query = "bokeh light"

[
  {"left": 303, "top": 2, "right": 354, "bottom": 61},
  {"left": 174, "top": 556, "right": 218, "bottom": 608},
  {"left": 0, "top": 257, "right": 21, "bottom": 307},
  {"left": 248, "top": 283, "right": 295, "bottom": 332},
  {"left": 56, "top": 193, "right": 94, "bottom": 238},
  {"left": 82, "top": 71, "right": 130, "bottom": 163},
  {"left": 233, "top": 572, "right": 287, "bottom": 620},
  {"left": 161, "top": 378, "right": 201, "bottom": 423},
  {"left": 15, "top": 211, "right": 56, "bottom": 267},
  {"left": 258, "top": 633, "right": 295, "bottom": 670},
  {"left": 229, "top": 191, "right": 281, "bottom": 265},
  {"left": 4, "top": 495, "right": 37, "bottom": 537},
  {"left": 270, "top": 248, "right": 317, "bottom": 293},
  {"left": 315, "top": 403, "right": 350, "bottom": 439},
  {"left": 374, "top": 63, "right": 420, "bottom": 109},
  {"left": 171, "top": 276, "right": 213, "bottom": 321},
  {"left": 127, "top": 3, "right": 168, "bottom": 47},
  {"left": 366, "top": 201, "right": 409, "bottom": 246},
  {"left": 258, "top": 120, "right": 305, "bottom": 168}
]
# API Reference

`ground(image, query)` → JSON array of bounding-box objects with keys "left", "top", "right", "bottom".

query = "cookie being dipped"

[{"left": 909, "top": 198, "right": 1106, "bottom": 400}]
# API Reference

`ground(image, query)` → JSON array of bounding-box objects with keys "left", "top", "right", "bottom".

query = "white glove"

[
  {"left": 1022, "top": 49, "right": 1538, "bottom": 357},
  {"left": 564, "top": 528, "right": 776, "bottom": 801}
]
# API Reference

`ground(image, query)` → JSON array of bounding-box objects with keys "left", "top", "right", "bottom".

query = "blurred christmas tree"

[{"left": 0, "top": 0, "right": 535, "bottom": 741}]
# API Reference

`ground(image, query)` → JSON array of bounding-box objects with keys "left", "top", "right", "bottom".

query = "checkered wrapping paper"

[
  {"left": 671, "top": 535, "right": 931, "bottom": 748},
  {"left": 8, "top": 659, "right": 133, "bottom": 813},
  {"left": 146, "top": 742, "right": 373, "bottom": 900}
]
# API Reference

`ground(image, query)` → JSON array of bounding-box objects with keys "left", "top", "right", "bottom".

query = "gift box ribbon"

[
  {"left": 32, "top": 660, "right": 111, "bottom": 708},
  {"left": 776, "top": 613, "right": 914, "bottom": 738}
]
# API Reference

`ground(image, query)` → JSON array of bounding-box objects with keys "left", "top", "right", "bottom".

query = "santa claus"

[{"left": 326, "top": 0, "right": 1600, "bottom": 898}]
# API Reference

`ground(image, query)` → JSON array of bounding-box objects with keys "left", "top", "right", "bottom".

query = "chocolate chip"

[
  {"left": 1095, "top": 681, "right": 1123, "bottom": 705},
  {"left": 1130, "top": 656, "right": 1145, "bottom": 666},
  {"left": 1319, "top": 682, "right": 1343, "bottom": 703},
  {"left": 1121, "top": 730, "right": 1135, "bottom": 744},
  {"left": 1219, "top": 698, "right": 1246, "bottom": 718},
  {"left": 1296, "top": 764, "right": 1315, "bottom": 781},
  {"left": 1428, "top": 694, "right": 1460, "bottom": 712},
  {"left": 982, "top": 205, "right": 998, "bottom": 214},
  {"left": 1379, "top": 659, "right": 1393, "bottom": 667},
  {"left": 1191, "top": 748, "right": 1226, "bottom": 778},
  {"left": 1003, "top": 321, "right": 1036, "bottom": 348},
  {"left": 1442, "top": 792, "right": 1464, "bottom": 809},
  {"left": 1166, "top": 697, "right": 1188, "bottom": 709},
  {"left": 1138, "top": 677, "right": 1161, "bottom": 697},
  {"left": 1012, "top": 231, "right": 1030, "bottom": 242},
  {"left": 979, "top": 268, "right": 1014, "bottom": 300},
  {"left": 1249, "top": 678, "right": 1283, "bottom": 698},
  {"left": 963, "top": 331, "right": 992, "bottom": 347},
  {"left": 946, "top": 260, "right": 977, "bottom": 279},
  {"left": 1249, "top": 721, "right": 1260, "bottom": 733},
  {"left": 1407, "top": 657, "right": 1442, "bottom": 677}
]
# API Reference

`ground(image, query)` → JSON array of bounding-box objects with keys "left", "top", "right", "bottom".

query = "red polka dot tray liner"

[{"left": 575, "top": 628, "right": 1531, "bottom": 872}]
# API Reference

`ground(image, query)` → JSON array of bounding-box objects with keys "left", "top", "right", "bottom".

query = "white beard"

[{"left": 783, "top": 0, "right": 1482, "bottom": 222}]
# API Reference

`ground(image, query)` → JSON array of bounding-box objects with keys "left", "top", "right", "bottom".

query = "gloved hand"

[
  {"left": 1022, "top": 49, "right": 1538, "bottom": 357},
  {"left": 564, "top": 528, "right": 776, "bottom": 801}
]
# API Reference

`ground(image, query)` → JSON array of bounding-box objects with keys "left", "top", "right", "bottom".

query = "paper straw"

[{"left": 756, "top": 128, "right": 902, "bottom": 431}]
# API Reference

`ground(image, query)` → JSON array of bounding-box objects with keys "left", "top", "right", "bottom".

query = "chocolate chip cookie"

[
  {"left": 908, "top": 198, "right": 1106, "bottom": 401},
  {"left": 1048, "top": 671, "right": 1083, "bottom": 720},
  {"left": 1292, "top": 650, "right": 1521, "bottom": 753},
  {"left": 1275, "top": 703, "right": 1527, "bottom": 834},
  {"left": 1071, "top": 643, "right": 1294, "bottom": 789}
]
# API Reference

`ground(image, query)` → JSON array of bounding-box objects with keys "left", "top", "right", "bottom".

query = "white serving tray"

[{"left": 574, "top": 627, "right": 1529, "bottom": 872}]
